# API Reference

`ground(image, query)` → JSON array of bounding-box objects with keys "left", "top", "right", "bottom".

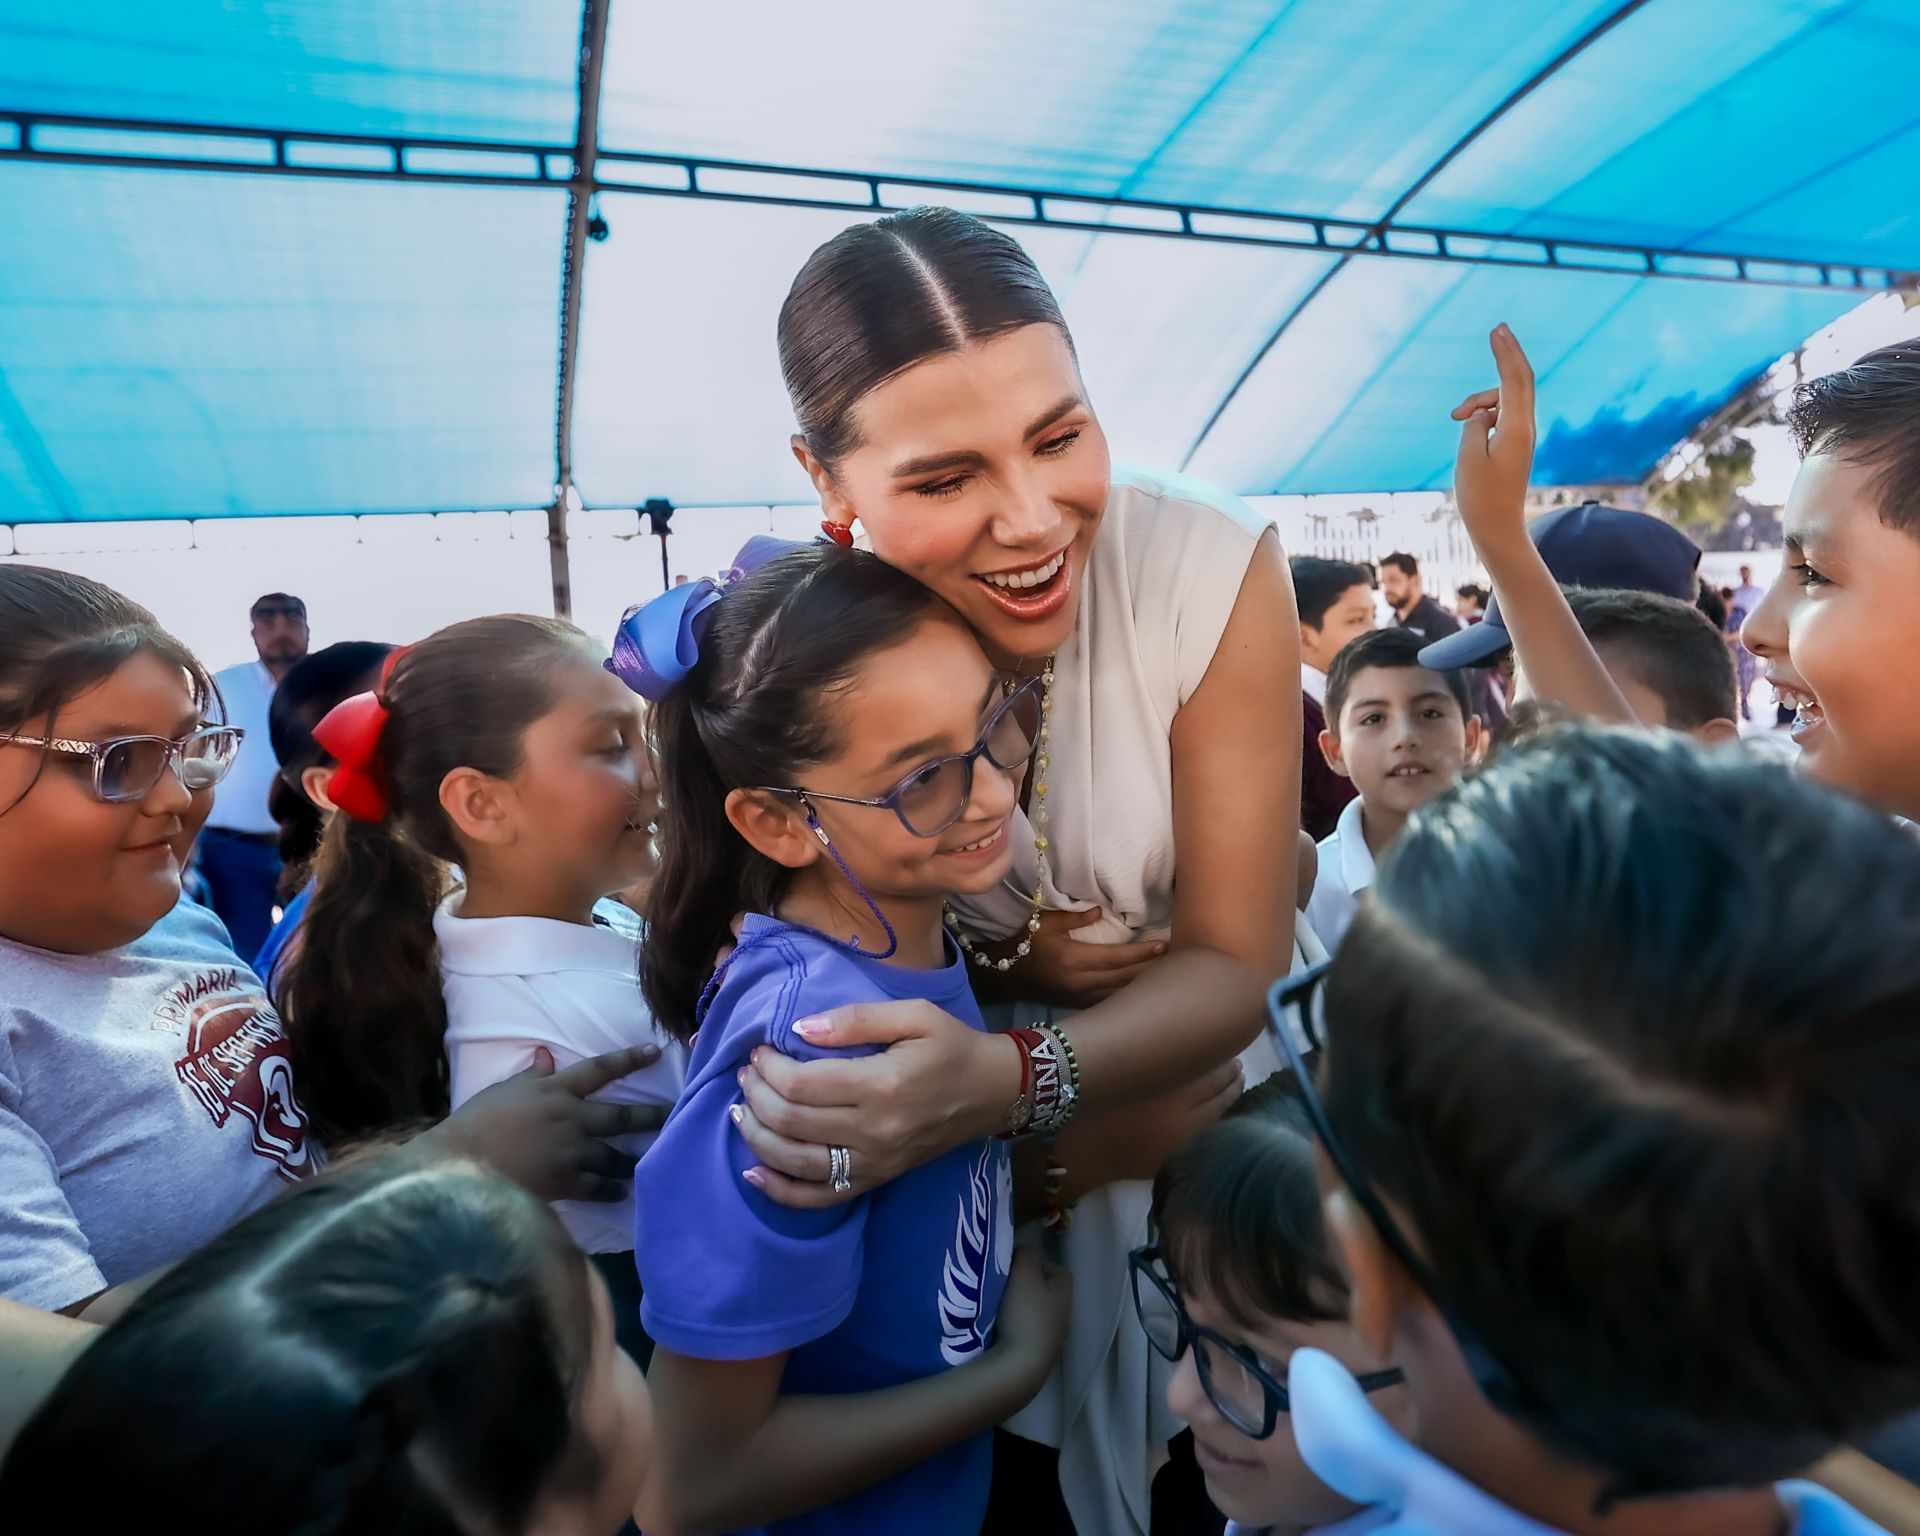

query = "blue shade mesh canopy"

[
  {"left": 1189, "top": 259, "right": 1860, "bottom": 495},
  {"left": 0, "top": 165, "right": 564, "bottom": 521},
  {"left": 570, "top": 195, "right": 1340, "bottom": 508},
  {"left": 0, "top": 1, "right": 581, "bottom": 143},
  {"left": 0, "top": 0, "right": 1914, "bottom": 524}
]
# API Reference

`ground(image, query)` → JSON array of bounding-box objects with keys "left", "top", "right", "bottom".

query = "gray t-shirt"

[{"left": 0, "top": 897, "right": 315, "bottom": 1309}]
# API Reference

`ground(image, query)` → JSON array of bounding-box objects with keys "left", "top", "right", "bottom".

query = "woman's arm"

[
  {"left": 731, "top": 532, "right": 1299, "bottom": 1206},
  {"left": 638, "top": 1250, "right": 1069, "bottom": 1535}
]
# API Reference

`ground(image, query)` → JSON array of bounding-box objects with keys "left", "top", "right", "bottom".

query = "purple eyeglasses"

[{"left": 760, "top": 677, "right": 1042, "bottom": 838}]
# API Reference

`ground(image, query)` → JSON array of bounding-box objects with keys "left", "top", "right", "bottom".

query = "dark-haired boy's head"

[
  {"left": 1151, "top": 1076, "right": 1407, "bottom": 1530},
  {"left": 1321, "top": 726, "right": 1920, "bottom": 1496},
  {"left": 1152, "top": 1075, "right": 1345, "bottom": 1333},
  {"left": 1741, "top": 340, "right": 1920, "bottom": 817},
  {"left": 1322, "top": 628, "right": 1479, "bottom": 826},
  {"left": 1291, "top": 557, "right": 1375, "bottom": 675},
  {"left": 1325, "top": 628, "right": 1470, "bottom": 732},
  {"left": 1787, "top": 342, "right": 1920, "bottom": 540},
  {"left": 1560, "top": 587, "right": 1738, "bottom": 740}
]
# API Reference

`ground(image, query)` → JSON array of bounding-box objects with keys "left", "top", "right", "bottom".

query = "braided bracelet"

[
  {"left": 999, "top": 1028, "right": 1044, "bottom": 1139},
  {"left": 1029, "top": 1021, "right": 1081, "bottom": 1136}
]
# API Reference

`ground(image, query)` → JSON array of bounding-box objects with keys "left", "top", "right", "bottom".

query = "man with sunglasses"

[{"left": 199, "top": 594, "right": 309, "bottom": 957}]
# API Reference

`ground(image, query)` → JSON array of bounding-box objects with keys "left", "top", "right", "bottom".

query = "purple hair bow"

[{"left": 606, "top": 535, "right": 804, "bottom": 702}]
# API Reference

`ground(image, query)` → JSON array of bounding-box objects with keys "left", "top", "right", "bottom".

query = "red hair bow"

[{"left": 312, "top": 690, "right": 394, "bottom": 822}]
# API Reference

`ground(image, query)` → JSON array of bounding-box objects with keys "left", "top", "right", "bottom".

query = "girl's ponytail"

[
  {"left": 282, "top": 810, "right": 449, "bottom": 1147},
  {"left": 642, "top": 690, "right": 780, "bottom": 1039},
  {"left": 276, "top": 617, "right": 595, "bottom": 1149}
]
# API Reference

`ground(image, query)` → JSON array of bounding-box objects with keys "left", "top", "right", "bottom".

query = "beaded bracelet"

[{"left": 1029, "top": 1021, "right": 1081, "bottom": 1136}]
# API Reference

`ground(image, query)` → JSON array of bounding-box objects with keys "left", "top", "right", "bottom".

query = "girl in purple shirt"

[{"left": 623, "top": 543, "right": 1070, "bottom": 1536}]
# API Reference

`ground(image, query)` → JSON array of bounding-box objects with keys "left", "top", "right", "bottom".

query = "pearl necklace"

[{"left": 945, "top": 655, "right": 1053, "bottom": 973}]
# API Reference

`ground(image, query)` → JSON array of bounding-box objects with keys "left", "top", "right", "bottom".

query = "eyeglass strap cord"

[{"left": 801, "top": 800, "right": 899, "bottom": 961}]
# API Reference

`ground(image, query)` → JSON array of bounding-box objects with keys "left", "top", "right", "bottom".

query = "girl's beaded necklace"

[{"left": 944, "top": 655, "right": 1053, "bottom": 973}]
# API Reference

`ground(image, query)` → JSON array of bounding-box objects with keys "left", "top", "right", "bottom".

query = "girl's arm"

[
  {"left": 1452, "top": 325, "right": 1638, "bottom": 725},
  {"left": 730, "top": 532, "right": 1298, "bottom": 1206},
  {"left": 638, "top": 1250, "right": 1069, "bottom": 1535},
  {"left": 0, "top": 1298, "right": 94, "bottom": 1459}
]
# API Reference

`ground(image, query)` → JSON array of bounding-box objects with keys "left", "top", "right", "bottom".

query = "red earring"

[{"left": 821, "top": 520, "right": 854, "bottom": 548}]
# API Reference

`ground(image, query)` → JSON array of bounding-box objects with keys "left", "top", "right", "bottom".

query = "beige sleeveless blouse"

[{"left": 949, "top": 465, "right": 1282, "bottom": 1536}]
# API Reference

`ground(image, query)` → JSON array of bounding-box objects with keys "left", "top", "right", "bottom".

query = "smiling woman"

[{"left": 725, "top": 206, "right": 1304, "bottom": 1534}]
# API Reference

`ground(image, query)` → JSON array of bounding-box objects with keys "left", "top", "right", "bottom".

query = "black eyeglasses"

[
  {"left": 0, "top": 726, "right": 244, "bottom": 804},
  {"left": 1129, "top": 1244, "right": 1401, "bottom": 1439},
  {"left": 761, "top": 676, "right": 1042, "bottom": 839},
  {"left": 1270, "top": 963, "right": 1538, "bottom": 1426}
]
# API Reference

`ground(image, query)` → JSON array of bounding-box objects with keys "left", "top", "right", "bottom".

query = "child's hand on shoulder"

[
  {"left": 1452, "top": 323, "right": 1537, "bottom": 558},
  {"left": 994, "top": 1246, "right": 1073, "bottom": 1385}
]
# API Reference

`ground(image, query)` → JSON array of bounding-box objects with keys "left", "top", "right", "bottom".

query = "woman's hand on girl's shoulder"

[
  {"left": 730, "top": 1002, "right": 1017, "bottom": 1208},
  {"left": 428, "top": 1044, "right": 669, "bottom": 1202}
]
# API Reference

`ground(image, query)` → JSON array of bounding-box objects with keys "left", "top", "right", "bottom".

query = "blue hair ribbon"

[{"left": 605, "top": 534, "right": 809, "bottom": 702}]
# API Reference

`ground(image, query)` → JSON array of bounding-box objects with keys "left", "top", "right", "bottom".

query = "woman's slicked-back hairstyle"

[
  {"left": 0, "top": 1153, "right": 600, "bottom": 1535},
  {"left": 278, "top": 616, "right": 596, "bottom": 1147},
  {"left": 1321, "top": 725, "right": 1920, "bottom": 1492},
  {"left": 777, "top": 206, "right": 1072, "bottom": 470},
  {"left": 641, "top": 543, "right": 954, "bottom": 1038},
  {"left": 265, "top": 641, "right": 396, "bottom": 897},
  {"left": 0, "top": 565, "right": 217, "bottom": 814}
]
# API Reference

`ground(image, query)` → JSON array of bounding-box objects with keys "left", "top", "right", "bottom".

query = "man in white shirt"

[{"left": 201, "top": 593, "right": 308, "bottom": 958}]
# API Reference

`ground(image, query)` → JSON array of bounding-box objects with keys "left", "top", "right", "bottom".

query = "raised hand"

[{"left": 1451, "top": 323, "right": 1538, "bottom": 556}]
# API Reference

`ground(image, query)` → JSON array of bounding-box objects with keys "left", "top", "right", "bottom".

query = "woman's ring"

[{"left": 829, "top": 1145, "right": 854, "bottom": 1194}]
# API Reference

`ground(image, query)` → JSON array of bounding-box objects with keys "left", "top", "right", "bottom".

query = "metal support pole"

[
  {"left": 547, "top": 494, "right": 573, "bottom": 618},
  {"left": 548, "top": 0, "right": 613, "bottom": 618}
]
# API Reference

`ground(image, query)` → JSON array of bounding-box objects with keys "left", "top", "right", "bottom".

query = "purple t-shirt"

[{"left": 635, "top": 915, "right": 1012, "bottom": 1536}]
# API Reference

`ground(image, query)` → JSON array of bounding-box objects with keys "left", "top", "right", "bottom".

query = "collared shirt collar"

[
  {"left": 433, "top": 895, "right": 642, "bottom": 978},
  {"left": 1304, "top": 664, "right": 1329, "bottom": 707},
  {"left": 1332, "top": 793, "right": 1377, "bottom": 898}
]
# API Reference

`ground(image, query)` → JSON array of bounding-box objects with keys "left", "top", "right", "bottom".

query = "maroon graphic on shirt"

[{"left": 159, "top": 966, "right": 312, "bottom": 1182}]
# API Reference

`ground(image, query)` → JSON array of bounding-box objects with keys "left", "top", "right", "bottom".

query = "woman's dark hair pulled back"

[{"left": 778, "top": 205, "right": 1072, "bottom": 470}]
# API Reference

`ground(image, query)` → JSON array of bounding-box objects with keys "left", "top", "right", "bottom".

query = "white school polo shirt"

[
  {"left": 439, "top": 896, "right": 685, "bottom": 1254},
  {"left": 1305, "top": 795, "right": 1376, "bottom": 955}
]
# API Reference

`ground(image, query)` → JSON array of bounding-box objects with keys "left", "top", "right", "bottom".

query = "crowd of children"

[{"left": 2, "top": 205, "right": 1920, "bottom": 1536}]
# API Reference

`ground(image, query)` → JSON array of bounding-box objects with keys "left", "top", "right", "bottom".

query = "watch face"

[{"left": 1006, "top": 1095, "right": 1032, "bottom": 1133}]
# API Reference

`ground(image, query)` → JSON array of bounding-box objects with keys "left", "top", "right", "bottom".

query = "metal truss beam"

[{"left": 4, "top": 109, "right": 1912, "bottom": 296}]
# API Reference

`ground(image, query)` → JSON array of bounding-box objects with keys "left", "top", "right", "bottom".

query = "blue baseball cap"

[{"left": 1418, "top": 502, "right": 1702, "bottom": 670}]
